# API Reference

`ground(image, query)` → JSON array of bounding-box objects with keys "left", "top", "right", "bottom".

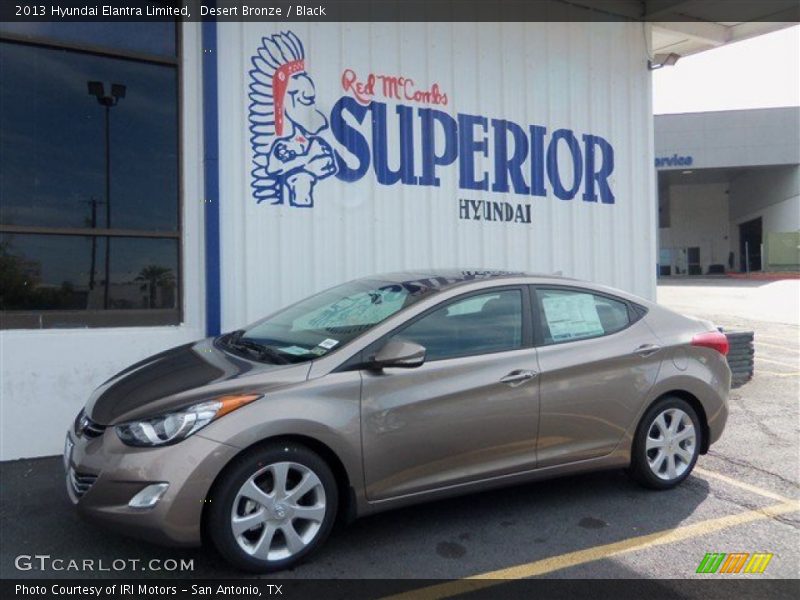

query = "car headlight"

[{"left": 115, "top": 394, "right": 260, "bottom": 447}]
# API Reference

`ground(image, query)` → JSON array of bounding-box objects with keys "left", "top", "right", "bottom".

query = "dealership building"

[
  {"left": 656, "top": 107, "right": 800, "bottom": 276},
  {"left": 1, "top": 7, "right": 797, "bottom": 459}
]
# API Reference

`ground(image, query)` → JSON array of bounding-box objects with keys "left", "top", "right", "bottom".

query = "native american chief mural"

[{"left": 249, "top": 31, "right": 336, "bottom": 207}]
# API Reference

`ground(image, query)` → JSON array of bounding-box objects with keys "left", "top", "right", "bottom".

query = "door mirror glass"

[{"left": 371, "top": 340, "right": 426, "bottom": 369}]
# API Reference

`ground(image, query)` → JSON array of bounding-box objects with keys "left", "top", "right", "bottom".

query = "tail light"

[{"left": 691, "top": 331, "right": 729, "bottom": 356}]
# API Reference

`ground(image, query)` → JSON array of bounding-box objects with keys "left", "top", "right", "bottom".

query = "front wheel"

[
  {"left": 207, "top": 442, "right": 338, "bottom": 572},
  {"left": 627, "top": 397, "right": 702, "bottom": 490}
]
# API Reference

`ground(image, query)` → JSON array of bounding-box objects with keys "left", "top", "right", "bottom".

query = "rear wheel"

[
  {"left": 208, "top": 442, "right": 338, "bottom": 572},
  {"left": 628, "top": 397, "right": 702, "bottom": 490}
]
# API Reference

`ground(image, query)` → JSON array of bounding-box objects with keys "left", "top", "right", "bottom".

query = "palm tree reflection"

[{"left": 135, "top": 265, "right": 175, "bottom": 309}]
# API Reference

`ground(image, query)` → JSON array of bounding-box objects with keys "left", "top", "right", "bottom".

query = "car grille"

[
  {"left": 68, "top": 468, "right": 97, "bottom": 499},
  {"left": 76, "top": 413, "right": 106, "bottom": 439}
]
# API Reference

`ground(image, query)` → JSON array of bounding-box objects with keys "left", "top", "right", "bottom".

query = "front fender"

[{"left": 195, "top": 371, "right": 364, "bottom": 505}]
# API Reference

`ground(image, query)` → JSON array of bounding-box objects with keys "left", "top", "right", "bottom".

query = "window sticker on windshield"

[
  {"left": 541, "top": 293, "right": 605, "bottom": 341},
  {"left": 318, "top": 338, "right": 339, "bottom": 350},
  {"left": 310, "top": 347, "right": 328, "bottom": 356},
  {"left": 278, "top": 345, "right": 312, "bottom": 356}
]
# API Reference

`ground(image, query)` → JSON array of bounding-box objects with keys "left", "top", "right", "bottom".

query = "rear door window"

[{"left": 536, "top": 288, "right": 630, "bottom": 344}]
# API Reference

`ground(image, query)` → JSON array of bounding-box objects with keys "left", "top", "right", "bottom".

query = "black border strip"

[
  {"left": 1, "top": 0, "right": 799, "bottom": 23},
  {"left": 2, "top": 578, "right": 799, "bottom": 600}
]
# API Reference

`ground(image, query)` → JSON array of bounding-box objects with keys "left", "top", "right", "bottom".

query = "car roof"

[
  {"left": 355, "top": 269, "right": 653, "bottom": 307},
  {"left": 361, "top": 269, "right": 579, "bottom": 292}
]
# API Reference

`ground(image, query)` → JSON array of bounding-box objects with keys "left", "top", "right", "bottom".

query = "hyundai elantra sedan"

[{"left": 65, "top": 270, "right": 730, "bottom": 572}]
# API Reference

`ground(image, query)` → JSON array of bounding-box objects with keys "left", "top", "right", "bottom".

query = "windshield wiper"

[{"left": 222, "top": 330, "right": 290, "bottom": 365}]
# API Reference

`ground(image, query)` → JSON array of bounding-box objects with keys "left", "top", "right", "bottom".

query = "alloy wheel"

[
  {"left": 230, "top": 461, "right": 327, "bottom": 561},
  {"left": 645, "top": 408, "right": 697, "bottom": 481}
]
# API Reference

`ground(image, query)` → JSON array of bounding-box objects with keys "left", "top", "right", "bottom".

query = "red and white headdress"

[{"left": 249, "top": 31, "right": 307, "bottom": 138}]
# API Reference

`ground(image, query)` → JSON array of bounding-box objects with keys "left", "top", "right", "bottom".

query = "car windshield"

[{"left": 219, "top": 278, "right": 438, "bottom": 363}]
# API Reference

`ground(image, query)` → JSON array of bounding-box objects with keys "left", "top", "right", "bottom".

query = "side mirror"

[{"left": 370, "top": 340, "right": 426, "bottom": 369}]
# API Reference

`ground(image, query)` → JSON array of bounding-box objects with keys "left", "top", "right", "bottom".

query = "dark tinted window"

[
  {"left": 0, "top": 25, "right": 180, "bottom": 329},
  {"left": 0, "top": 23, "right": 176, "bottom": 57},
  {"left": 0, "top": 234, "right": 178, "bottom": 327},
  {"left": 0, "top": 43, "right": 178, "bottom": 231},
  {"left": 537, "top": 289, "right": 630, "bottom": 344},
  {"left": 392, "top": 290, "right": 523, "bottom": 361}
]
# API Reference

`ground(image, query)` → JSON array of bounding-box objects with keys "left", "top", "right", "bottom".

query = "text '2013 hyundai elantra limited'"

[{"left": 65, "top": 271, "right": 730, "bottom": 572}]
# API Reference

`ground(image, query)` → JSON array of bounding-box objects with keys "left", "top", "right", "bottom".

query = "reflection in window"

[
  {"left": 0, "top": 234, "right": 178, "bottom": 326},
  {"left": 0, "top": 22, "right": 176, "bottom": 57},
  {"left": 0, "top": 42, "right": 178, "bottom": 231},
  {"left": 0, "top": 26, "right": 180, "bottom": 329},
  {"left": 394, "top": 290, "right": 523, "bottom": 361}
]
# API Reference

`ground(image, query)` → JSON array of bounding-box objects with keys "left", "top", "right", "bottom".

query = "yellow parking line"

[
  {"left": 754, "top": 334, "right": 799, "bottom": 343},
  {"left": 755, "top": 341, "right": 799, "bottom": 352},
  {"left": 384, "top": 501, "right": 800, "bottom": 599},
  {"left": 755, "top": 356, "right": 800, "bottom": 369},
  {"left": 756, "top": 370, "right": 800, "bottom": 378},
  {"left": 693, "top": 467, "right": 793, "bottom": 503}
]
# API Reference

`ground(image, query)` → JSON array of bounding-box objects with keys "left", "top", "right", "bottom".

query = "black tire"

[
  {"left": 730, "top": 365, "right": 754, "bottom": 374},
  {"left": 207, "top": 442, "right": 338, "bottom": 573},
  {"left": 627, "top": 396, "right": 703, "bottom": 490},
  {"left": 727, "top": 358, "right": 754, "bottom": 366},
  {"left": 727, "top": 361, "right": 754, "bottom": 369},
  {"left": 726, "top": 332, "right": 754, "bottom": 341},
  {"left": 727, "top": 356, "right": 753, "bottom": 363}
]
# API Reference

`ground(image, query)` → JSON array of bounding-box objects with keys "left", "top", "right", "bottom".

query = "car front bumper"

[{"left": 64, "top": 425, "right": 239, "bottom": 547}]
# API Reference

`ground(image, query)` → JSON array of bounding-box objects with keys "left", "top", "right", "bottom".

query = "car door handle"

[
  {"left": 500, "top": 370, "right": 538, "bottom": 386},
  {"left": 635, "top": 343, "right": 662, "bottom": 358}
]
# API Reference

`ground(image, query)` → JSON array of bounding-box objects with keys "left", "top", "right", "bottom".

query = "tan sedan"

[{"left": 65, "top": 271, "right": 730, "bottom": 571}]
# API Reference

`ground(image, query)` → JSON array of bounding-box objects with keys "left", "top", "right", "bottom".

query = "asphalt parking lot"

[{"left": 1, "top": 278, "right": 798, "bottom": 587}]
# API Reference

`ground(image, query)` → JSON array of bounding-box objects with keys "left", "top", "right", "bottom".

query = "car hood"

[{"left": 85, "top": 338, "right": 311, "bottom": 425}]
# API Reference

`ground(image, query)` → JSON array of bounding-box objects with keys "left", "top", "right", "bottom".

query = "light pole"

[
  {"left": 82, "top": 196, "right": 105, "bottom": 290},
  {"left": 87, "top": 81, "right": 126, "bottom": 309}
]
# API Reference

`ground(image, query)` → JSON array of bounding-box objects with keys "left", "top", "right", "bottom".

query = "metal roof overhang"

[{"left": 567, "top": 1, "right": 798, "bottom": 58}]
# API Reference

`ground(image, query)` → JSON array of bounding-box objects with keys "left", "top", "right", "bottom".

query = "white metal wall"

[
  {"left": 217, "top": 21, "right": 657, "bottom": 330},
  {"left": 0, "top": 25, "right": 207, "bottom": 460}
]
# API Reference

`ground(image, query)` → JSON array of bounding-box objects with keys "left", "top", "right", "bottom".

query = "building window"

[{"left": 0, "top": 24, "right": 181, "bottom": 329}]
